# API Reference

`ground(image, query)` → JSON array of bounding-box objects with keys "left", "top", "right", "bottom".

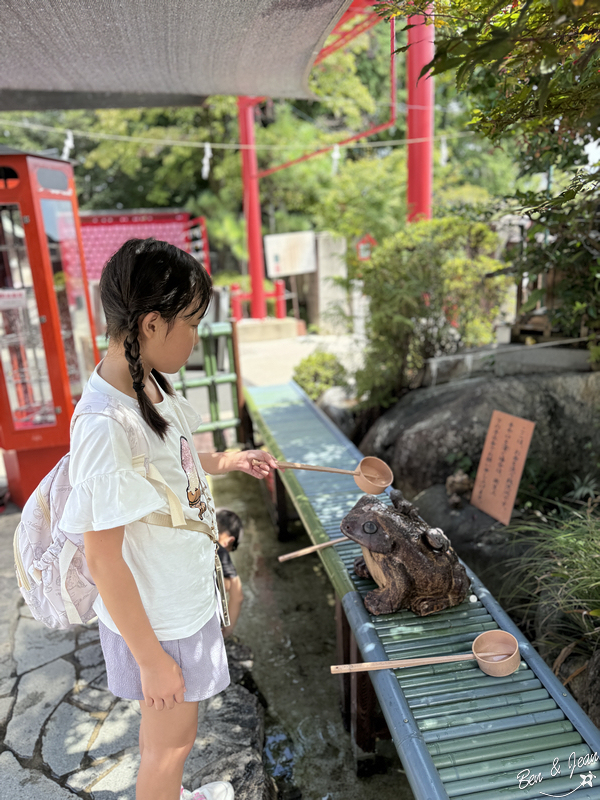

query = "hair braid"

[{"left": 123, "top": 316, "right": 168, "bottom": 439}]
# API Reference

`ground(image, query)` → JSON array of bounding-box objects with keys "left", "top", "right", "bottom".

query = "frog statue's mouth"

[{"left": 340, "top": 496, "right": 394, "bottom": 555}]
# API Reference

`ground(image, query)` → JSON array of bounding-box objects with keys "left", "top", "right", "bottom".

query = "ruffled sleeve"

[
  {"left": 61, "top": 414, "right": 164, "bottom": 534},
  {"left": 174, "top": 393, "right": 201, "bottom": 433}
]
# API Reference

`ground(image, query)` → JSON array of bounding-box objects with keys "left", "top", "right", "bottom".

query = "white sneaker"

[{"left": 191, "top": 781, "right": 234, "bottom": 800}]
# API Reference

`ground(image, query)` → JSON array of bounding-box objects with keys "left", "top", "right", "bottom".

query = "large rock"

[
  {"left": 317, "top": 386, "right": 359, "bottom": 439},
  {"left": 361, "top": 373, "right": 600, "bottom": 498}
]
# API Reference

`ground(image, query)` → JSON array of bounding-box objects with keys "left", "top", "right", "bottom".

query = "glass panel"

[
  {"left": 36, "top": 167, "right": 68, "bottom": 192},
  {"left": 40, "top": 199, "right": 95, "bottom": 402},
  {"left": 0, "top": 204, "right": 57, "bottom": 431}
]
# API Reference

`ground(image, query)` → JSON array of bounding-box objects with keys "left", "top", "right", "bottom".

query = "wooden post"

[
  {"left": 350, "top": 630, "right": 379, "bottom": 774},
  {"left": 336, "top": 595, "right": 352, "bottom": 732}
]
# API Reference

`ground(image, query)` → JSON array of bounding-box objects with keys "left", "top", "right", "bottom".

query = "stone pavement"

[{"left": 0, "top": 506, "right": 276, "bottom": 800}]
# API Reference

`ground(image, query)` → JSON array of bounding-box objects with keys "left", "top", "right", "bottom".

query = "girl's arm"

[
  {"left": 84, "top": 526, "right": 185, "bottom": 710},
  {"left": 198, "top": 449, "right": 278, "bottom": 478}
]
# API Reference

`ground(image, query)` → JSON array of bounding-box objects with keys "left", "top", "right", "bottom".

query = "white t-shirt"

[{"left": 61, "top": 366, "right": 218, "bottom": 641}]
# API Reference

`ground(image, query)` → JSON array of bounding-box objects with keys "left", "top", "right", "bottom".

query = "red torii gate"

[{"left": 238, "top": 1, "right": 434, "bottom": 319}]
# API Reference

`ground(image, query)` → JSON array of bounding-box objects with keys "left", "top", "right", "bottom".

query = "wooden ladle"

[
  {"left": 331, "top": 631, "right": 520, "bottom": 678},
  {"left": 257, "top": 456, "right": 393, "bottom": 495}
]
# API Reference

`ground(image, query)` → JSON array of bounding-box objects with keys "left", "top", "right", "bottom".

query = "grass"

[{"left": 503, "top": 503, "right": 600, "bottom": 663}]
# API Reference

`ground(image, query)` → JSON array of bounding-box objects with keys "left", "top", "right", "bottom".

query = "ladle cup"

[
  {"left": 255, "top": 455, "right": 394, "bottom": 495},
  {"left": 331, "top": 630, "right": 520, "bottom": 678}
]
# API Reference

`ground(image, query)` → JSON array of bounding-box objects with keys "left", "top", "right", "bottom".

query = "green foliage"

[
  {"left": 567, "top": 474, "right": 599, "bottom": 501},
  {"left": 589, "top": 343, "right": 600, "bottom": 366},
  {"left": 379, "top": 0, "right": 600, "bottom": 141},
  {"left": 379, "top": 0, "right": 600, "bottom": 208},
  {"left": 314, "top": 148, "right": 407, "bottom": 277},
  {"left": 355, "top": 217, "right": 512, "bottom": 408},
  {"left": 506, "top": 509, "right": 600, "bottom": 659},
  {"left": 445, "top": 451, "right": 474, "bottom": 475},
  {"left": 211, "top": 273, "right": 277, "bottom": 316},
  {"left": 293, "top": 351, "right": 348, "bottom": 401},
  {"left": 211, "top": 272, "right": 274, "bottom": 291},
  {"left": 513, "top": 193, "right": 600, "bottom": 338},
  {"left": 518, "top": 457, "right": 574, "bottom": 508}
]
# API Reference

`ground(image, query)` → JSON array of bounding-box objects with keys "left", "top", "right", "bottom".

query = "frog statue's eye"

[{"left": 362, "top": 521, "right": 378, "bottom": 534}]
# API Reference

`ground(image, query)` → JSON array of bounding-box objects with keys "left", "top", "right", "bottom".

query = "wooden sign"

[{"left": 471, "top": 410, "right": 535, "bottom": 526}]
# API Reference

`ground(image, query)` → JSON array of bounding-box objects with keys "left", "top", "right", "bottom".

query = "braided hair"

[{"left": 99, "top": 238, "right": 212, "bottom": 440}]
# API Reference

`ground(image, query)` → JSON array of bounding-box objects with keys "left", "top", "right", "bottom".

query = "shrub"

[
  {"left": 293, "top": 351, "right": 348, "bottom": 401},
  {"left": 355, "top": 217, "right": 513, "bottom": 408},
  {"left": 514, "top": 196, "right": 600, "bottom": 341}
]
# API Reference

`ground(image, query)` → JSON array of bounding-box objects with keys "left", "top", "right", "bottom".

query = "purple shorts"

[{"left": 98, "top": 612, "right": 230, "bottom": 702}]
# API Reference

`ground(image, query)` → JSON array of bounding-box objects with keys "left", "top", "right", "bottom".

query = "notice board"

[
  {"left": 471, "top": 410, "right": 535, "bottom": 525},
  {"left": 264, "top": 231, "right": 316, "bottom": 278}
]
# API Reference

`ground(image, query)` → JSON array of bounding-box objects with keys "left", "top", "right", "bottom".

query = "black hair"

[
  {"left": 216, "top": 508, "right": 244, "bottom": 549},
  {"left": 99, "top": 238, "right": 212, "bottom": 440}
]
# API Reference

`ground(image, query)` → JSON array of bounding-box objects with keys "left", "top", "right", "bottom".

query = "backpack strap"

[{"left": 142, "top": 510, "right": 217, "bottom": 542}]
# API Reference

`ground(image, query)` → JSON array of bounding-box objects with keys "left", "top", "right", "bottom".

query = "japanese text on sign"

[
  {"left": 0, "top": 289, "right": 27, "bottom": 310},
  {"left": 471, "top": 410, "right": 535, "bottom": 525}
]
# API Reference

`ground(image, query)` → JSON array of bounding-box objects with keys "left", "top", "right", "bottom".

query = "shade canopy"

[{"left": 0, "top": 0, "right": 352, "bottom": 110}]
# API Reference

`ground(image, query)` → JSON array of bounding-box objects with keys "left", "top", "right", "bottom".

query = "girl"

[{"left": 60, "top": 239, "right": 277, "bottom": 800}]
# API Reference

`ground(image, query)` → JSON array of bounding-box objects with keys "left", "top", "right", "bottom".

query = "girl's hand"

[
  {"left": 140, "top": 651, "right": 186, "bottom": 710},
  {"left": 234, "top": 450, "right": 279, "bottom": 480}
]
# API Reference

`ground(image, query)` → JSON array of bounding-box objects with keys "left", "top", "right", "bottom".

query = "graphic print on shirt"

[{"left": 180, "top": 436, "right": 208, "bottom": 518}]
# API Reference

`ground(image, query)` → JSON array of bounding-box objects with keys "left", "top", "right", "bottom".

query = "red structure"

[
  {"left": 79, "top": 209, "right": 193, "bottom": 281},
  {"left": 188, "top": 216, "right": 212, "bottom": 275},
  {"left": 230, "top": 280, "right": 286, "bottom": 322},
  {"left": 238, "top": 4, "right": 434, "bottom": 318},
  {"left": 314, "top": 1, "right": 381, "bottom": 66},
  {"left": 0, "top": 148, "right": 99, "bottom": 506},
  {"left": 407, "top": 11, "right": 435, "bottom": 221},
  {"left": 237, "top": 97, "right": 268, "bottom": 319},
  {"left": 356, "top": 233, "right": 378, "bottom": 261}
]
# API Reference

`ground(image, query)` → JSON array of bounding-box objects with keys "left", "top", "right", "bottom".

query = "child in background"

[
  {"left": 216, "top": 509, "right": 244, "bottom": 637},
  {"left": 60, "top": 238, "right": 277, "bottom": 800}
]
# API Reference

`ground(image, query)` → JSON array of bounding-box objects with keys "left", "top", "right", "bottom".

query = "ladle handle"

[
  {"left": 278, "top": 536, "right": 348, "bottom": 562},
  {"left": 253, "top": 459, "right": 357, "bottom": 477},
  {"left": 277, "top": 461, "right": 359, "bottom": 476},
  {"left": 331, "top": 653, "right": 479, "bottom": 674}
]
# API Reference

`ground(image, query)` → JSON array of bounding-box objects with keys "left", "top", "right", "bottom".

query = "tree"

[{"left": 378, "top": 0, "right": 600, "bottom": 204}]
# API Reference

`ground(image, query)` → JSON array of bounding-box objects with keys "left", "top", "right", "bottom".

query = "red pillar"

[
  {"left": 407, "top": 12, "right": 434, "bottom": 221},
  {"left": 237, "top": 97, "right": 267, "bottom": 319},
  {"left": 274, "top": 279, "right": 286, "bottom": 319}
]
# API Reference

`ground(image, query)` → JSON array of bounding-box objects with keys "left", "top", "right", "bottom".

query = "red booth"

[{"left": 0, "top": 146, "right": 99, "bottom": 507}]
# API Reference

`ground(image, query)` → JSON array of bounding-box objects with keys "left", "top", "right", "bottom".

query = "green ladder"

[{"left": 173, "top": 321, "right": 244, "bottom": 450}]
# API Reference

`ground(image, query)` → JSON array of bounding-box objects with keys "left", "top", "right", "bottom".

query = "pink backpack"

[{"left": 12, "top": 391, "right": 211, "bottom": 630}]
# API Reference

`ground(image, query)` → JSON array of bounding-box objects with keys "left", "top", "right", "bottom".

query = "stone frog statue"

[{"left": 341, "top": 490, "right": 469, "bottom": 616}]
